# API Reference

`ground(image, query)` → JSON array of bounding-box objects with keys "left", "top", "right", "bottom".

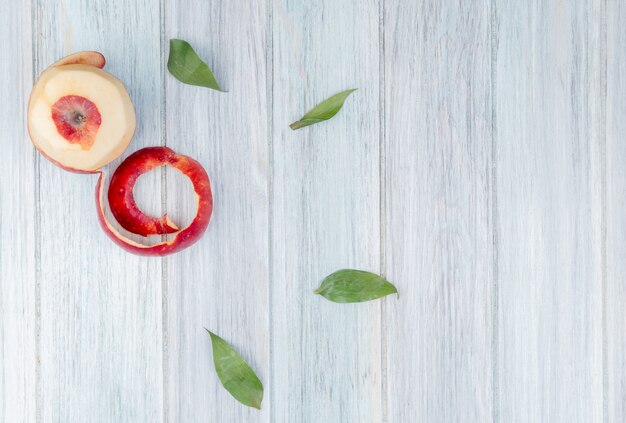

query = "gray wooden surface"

[{"left": 0, "top": 0, "right": 622, "bottom": 422}]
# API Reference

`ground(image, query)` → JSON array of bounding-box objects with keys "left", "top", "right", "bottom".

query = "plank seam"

[
  {"left": 600, "top": 0, "right": 608, "bottom": 420},
  {"left": 31, "top": 0, "right": 41, "bottom": 421},
  {"left": 378, "top": 0, "right": 388, "bottom": 421},
  {"left": 267, "top": 0, "right": 275, "bottom": 421},
  {"left": 490, "top": 0, "right": 500, "bottom": 421},
  {"left": 159, "top": 0, "right": 169, "bottom": 421}
]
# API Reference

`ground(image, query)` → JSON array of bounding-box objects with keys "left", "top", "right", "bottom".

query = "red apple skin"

[
  {"left": 96, "top": 147, "right": 213, "bottom": 256},
  {"left": 108, "top": 147, "right": 180, "bottom": 236},
  {"left": 51, "top": 95, "right": 102, "bottom": 149}
]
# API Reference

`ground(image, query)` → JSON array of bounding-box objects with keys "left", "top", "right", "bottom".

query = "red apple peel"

[
  {"left": 96, "top": 147, "right": 213, "bottom": 256},
  {"left": 51, "top": 51, "right": 106, "bottom": 68}
]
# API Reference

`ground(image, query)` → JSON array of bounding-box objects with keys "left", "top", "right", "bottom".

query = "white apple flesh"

[{"left": 27, "top": 54, "right": 135, "bottom": 172}]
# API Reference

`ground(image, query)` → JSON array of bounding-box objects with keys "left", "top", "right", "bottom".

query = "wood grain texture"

[
  {"left": 164, "top": 1, "right": 270, "bottom": 422},
  {"left": 494, "top": 1, "right": 604, "bottom": 421},
  {"left": 34, "top": 0, "right": 164, "bottom": 421},
  {"left": 2, "top": 1, "right": 624, "bottom": 422},
  {"left": 0, "top": 1, "right": 36, "bottom": 422},
  {"left": 607, "top": 0, "right": 625, "bottom": 420},
  {"left": 384, "top": 1, "right": 494, "bottom": 421},
  {"left": 271, "top": 0, "right": 382, "bottom": 422}
]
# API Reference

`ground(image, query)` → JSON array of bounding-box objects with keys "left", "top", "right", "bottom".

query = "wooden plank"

[
  {"left": 384, "top": 1, "right": 494, "bottom": 421},
  {"left": 0, "top": 1, "right": 36, "bottom": 422},
  {"left": 606, "top": 0, "right": 625, "bottom": 420},
  {"left": 494, "top": 1, "right": 604, "bottom": 421},
  {"left": 164, "top": 1, "right": 270, "bottom": 421},
  {"left": 271, "top": 0, "right": 382, "bottom": 422},
  {"left": 34, "top": 1, "right": 164, "bottom": 421}
]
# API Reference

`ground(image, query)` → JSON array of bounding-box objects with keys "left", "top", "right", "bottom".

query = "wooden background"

[{"left": 0, "top": 0, "right": 623, "bottom": 422}]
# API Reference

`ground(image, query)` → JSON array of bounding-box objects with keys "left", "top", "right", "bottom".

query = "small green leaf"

[
  {"left": 205, "top": 328, "right": 263, "bottom": 409},
  {"left": 290, "top": 89, "right": 357, "bottom": 130},
  {"left": 167, "top": 39, "right": 224, "bottom": 91},
  {"left": 315, "top": 269, "right": 398, "bottom": 303}
]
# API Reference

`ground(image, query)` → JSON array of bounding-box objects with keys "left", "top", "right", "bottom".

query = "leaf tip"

[
  {"left": 211, "top": 82, "right": 226, "bottom": 93},
  {"left": 391, "top": 285, "right": 399, "bottom": 298},
  {"left": 289, "top": 121, "right": 302, "bottom": 130},
  {"left": 168, "top": 38, "right": 188, "bottom": 48}
]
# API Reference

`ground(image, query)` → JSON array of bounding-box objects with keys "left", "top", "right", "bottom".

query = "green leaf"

[
  {"left": 167, "top": 39, "right": 224, "bottom": 91},
  {"left": 205, "top": 329, "right": 263, "bottom": 409},
  {"left": 314, "top": 269, "right": 398, "bottom": 303},
  {"left": 290, "top": 89, "right": 357, "bottom": 130}
]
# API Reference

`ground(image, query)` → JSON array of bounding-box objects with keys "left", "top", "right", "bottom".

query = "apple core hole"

[
  {"left": 130, "top": 164, "right": 196, "bottom": 230},
  {"left": 132, "top": 169, "right": 163, "bottom": 221},
  {"left": 165, "top": 165, "right": 196, "bottom": 228}
]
